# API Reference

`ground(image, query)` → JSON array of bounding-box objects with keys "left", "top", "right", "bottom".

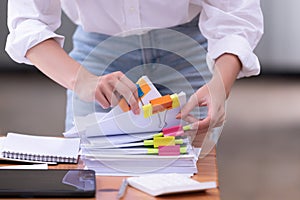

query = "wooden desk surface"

[{"left": 1, "top": 149, "right": 219, "bottom": 200}]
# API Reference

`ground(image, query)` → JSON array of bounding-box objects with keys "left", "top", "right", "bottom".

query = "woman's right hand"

[
  {"left": 26, "top": 39, "right": 140, "bottom": 114},
  {"left": 75, "top": 68, "right": 140, "bottom": 114}
]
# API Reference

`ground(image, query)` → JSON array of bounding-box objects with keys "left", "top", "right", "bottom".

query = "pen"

[{"left": 117, "top": 178, "right": 128, "bottom": 199}]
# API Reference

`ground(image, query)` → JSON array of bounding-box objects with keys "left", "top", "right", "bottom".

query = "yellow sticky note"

[
  {"left": 170, "top": 93, "right": 180, "bottom": 108},
  {"left": 142, "top": 104, "right": 153, "bottom": 118},
  {"left": 153, "top": 136, "right": 175, "bottom": 148}
]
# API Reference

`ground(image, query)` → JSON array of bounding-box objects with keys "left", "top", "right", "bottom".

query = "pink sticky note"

[
  {"left": 162, "top": 125, "right": 183, "bottom": 135},
  {"left": 164, "top": 130, "right": 184, "bottom": 137},
  {"left": 158, "top": 145, "right": 180, "bottom": 156}
]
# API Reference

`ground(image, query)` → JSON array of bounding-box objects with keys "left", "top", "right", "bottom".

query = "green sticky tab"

[
  {"left": 180, "top": 147, "right": 187, "bottom": 154},
  {"left": 153, "top": 132, "right": 163, "bottom": 137},
  {"left": 147, "top": 148, "right": 159, "bottom": 154},
  {"left": 183, "top": 124, "right": 191, "bottom": 131},
  {"left": 175, "top": 139, "right": 183, "bottom": 145},
  {"left": 143, "top": 140, "right": 154, "bottom": 146}
]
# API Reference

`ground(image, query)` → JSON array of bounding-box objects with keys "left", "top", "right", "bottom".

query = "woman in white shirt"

[{"left": 5, "top": 1, "right": 263, "bottom": 147}]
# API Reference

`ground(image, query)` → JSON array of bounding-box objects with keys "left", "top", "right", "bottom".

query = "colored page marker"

[
  {"left": 159, "top": 145, "right": 180, "bottom": 156},
  {"left": 164, "top": 130, "right": 184, "bottom": 137},
  {"left": 136, "top": 84, "right": 144, "bottom": 97},
  {"left": 150, "top": 95, "right": 173, "bottom": 114},
  {"left": 162, "top": 125, "right": 183, "bottom": 135},
  {"left": 136, "top": 78, "right": 151, "bottom": 96},
  {"left": 183, "top": 124, "right": 192, "bottom": 131},
  {"left": 153, "top": 136, "right": 175, "bottom": 148},
  {"left": 162, "top": 124, "right": 192, "bottom": 136},
  {"left": 142, "top": 104, "right": 153, "bottom": 118},
  {"left": 147, "top": 146, "right": 187, "bottom": 155},
  {"left": 147, "top": 148, "right": 159, "bottom": 154},
  {"left": 170, "top": 93, "right": 180, "bottom": 108},
  {"left": 153, "top": 132, "right": 163, "bottom": 137},
  {"left": 144, "top": 138, "right": 184, "bottom": 146}
]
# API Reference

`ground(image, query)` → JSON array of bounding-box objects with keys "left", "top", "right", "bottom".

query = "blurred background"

[{"left": 0, "top": 1, "right": 299, "bottom": 199}]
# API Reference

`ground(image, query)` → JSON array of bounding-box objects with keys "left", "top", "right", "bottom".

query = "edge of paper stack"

[{"left": 63, "top": 76, "right": 200, "bottom": 176}]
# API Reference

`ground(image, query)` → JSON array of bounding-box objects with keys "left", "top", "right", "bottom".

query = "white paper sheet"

[{"left": 63, "top": 76, "right": 186, "bottom": 138}]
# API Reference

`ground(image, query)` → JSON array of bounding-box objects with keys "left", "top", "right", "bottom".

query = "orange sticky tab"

[
  {"left": 153, "top": 136, "right": 175, "bottom": 148},
  {"left": 137, "top": 78, "right": 151, "bottom": 97},
  {"left": 118, "top": 98, "right": 131, "bottom": 112},
  {"left": 150, "top": 95, "right": 172, "bottom": 109}
]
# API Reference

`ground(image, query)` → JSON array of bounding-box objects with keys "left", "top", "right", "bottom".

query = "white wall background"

[{"left": 255, "top": 0, "right": 300, "bottom": 72}]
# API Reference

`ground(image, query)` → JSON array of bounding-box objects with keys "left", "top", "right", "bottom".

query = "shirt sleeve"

[
  {"left": 199, "top": 0, "right": 264, "bottom": 78},
  {"left": 5, "top": 0, "right": 64, "bottom": 65}
]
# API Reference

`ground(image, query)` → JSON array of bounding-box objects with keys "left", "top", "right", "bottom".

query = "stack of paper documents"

[
  {"left": 64, "top": 76, "right": 199, "bottom": 176},
  {"left": 80, "top": 143, "right": 199, "bottom": 176}
]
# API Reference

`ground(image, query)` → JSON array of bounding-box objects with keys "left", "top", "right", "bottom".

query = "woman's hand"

[
  {"left": 75, "top": 68, "right": 140, "bottom": 114},
  {"left": 26, "top": 39, "right": 140, "bottom": 114},
  {"left": 178, "top": 73, "right": 227, "bottom": 131},
  {"left": 177, "top": 53, "right": 242, "bottom": 146}
]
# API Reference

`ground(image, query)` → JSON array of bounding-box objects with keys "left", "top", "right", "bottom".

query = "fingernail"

[
  {"left": 100, "top": 103, "right": 109, "bottom": 109},
  {"left": 133, "top": 108, "right": 140, "bottom": 115},
  {"left": 176, "top": 113, "right": 181, "bottom": 119}
]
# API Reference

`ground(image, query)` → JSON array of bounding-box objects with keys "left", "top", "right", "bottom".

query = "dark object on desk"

[{"left": 0, "top": 169, "right": 96, "bottom": 198}]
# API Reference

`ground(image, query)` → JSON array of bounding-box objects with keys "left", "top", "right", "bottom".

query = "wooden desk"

[{"left": 1, "top": 149, "right": 219, "bottom": 200}]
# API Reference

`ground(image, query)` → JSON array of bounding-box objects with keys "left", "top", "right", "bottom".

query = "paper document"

[{"left": 63, "top": 76, "right": 186, "bottom": 138}]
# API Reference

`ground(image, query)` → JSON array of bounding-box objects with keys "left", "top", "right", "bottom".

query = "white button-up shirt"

[{"left": 5, "top": 0, "right": 263, "bottom": 78}]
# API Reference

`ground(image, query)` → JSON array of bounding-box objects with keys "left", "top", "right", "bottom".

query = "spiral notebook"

[{"left": 0, "top": 133, "right": 80, "bottom": 164}]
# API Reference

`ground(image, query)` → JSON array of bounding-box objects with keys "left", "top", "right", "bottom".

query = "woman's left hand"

[
  {"left": 176, "top": 71, "right": 227, "bottom": 147},
  {"left": 177, "top": 53, "right": 242, "bottom": 147}
]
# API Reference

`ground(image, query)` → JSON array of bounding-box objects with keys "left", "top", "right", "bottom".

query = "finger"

[
  {"left": 119, "top": 75, "right": 140, "bottom": 101},
  {"left": 177, "top": 94, "right": 207, "bottom": 119},
  {"left": 106, "top": 89, "right": 121, "bottom": 107},
  {"left": 97, "top": 80, "right": 120, "bottom": 107},
  {"left": 205, "top": 102, "right": 226, "bottom": 128},
  {"left": 95, "top": 76, "right": 121, "bottom": 108},
  {"left": 94, "top": 89, "right": 110, "bottom": 109},
  {"left": 115, "top": 74, "right": 140, "bottom": 114},
  {"left": 97, "top": 72, "right": 139, "bottom": 113},
  {"left": 110, "top": 91, "right": 122, "bottom": 107},
  {"left": 102, "top": 80, "right": 122, "bottom": 107},
  {"left": 181, "top": 114, "right": 198, "bottom": 124},
  {"left": 192, "top": 117, "right": 211, "bottom": 131}
]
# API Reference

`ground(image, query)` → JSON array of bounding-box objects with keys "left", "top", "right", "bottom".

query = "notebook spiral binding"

[{"left": 2, "top": 151, "right": 77, "bottom": 163}]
